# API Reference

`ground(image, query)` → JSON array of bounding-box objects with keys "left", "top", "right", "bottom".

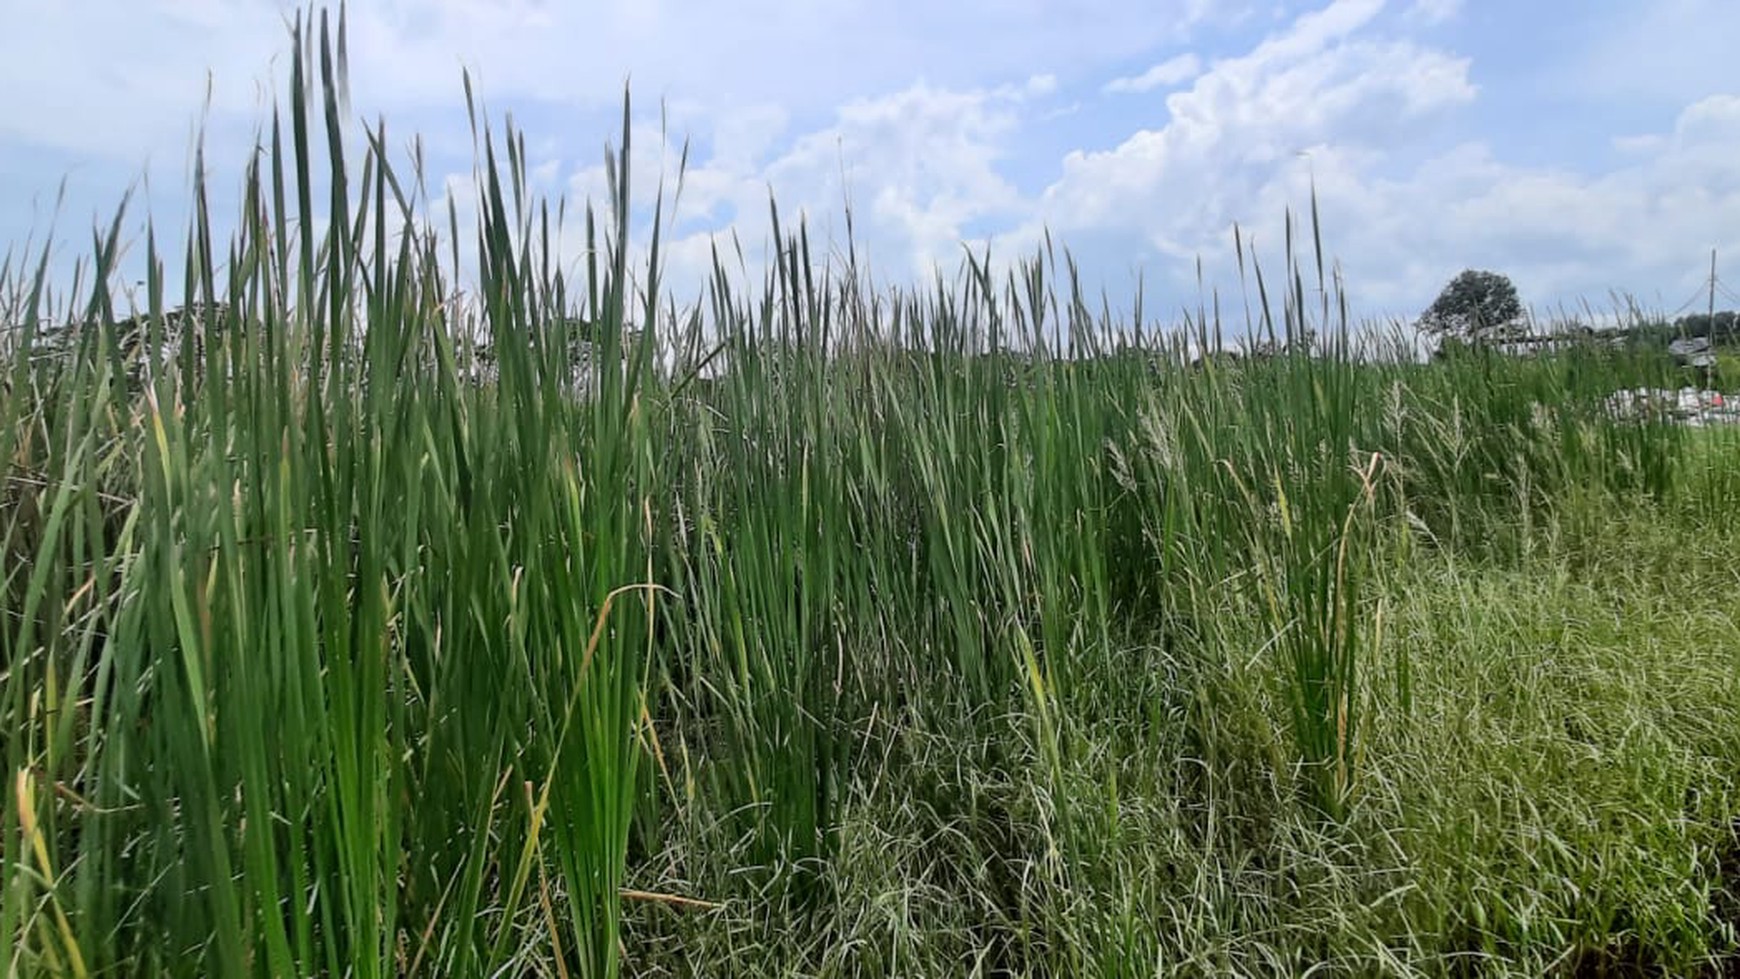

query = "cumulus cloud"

[
  {"left": 1029, "top": 0, "right": 1477, "bottom": 264},
  {"left": 6, "top": 0, "right": 1740, "bottom": 328},
  {"left": 0, "top": 0, "right": 1225, "bottom": 161},
  {"left": 1104, "top": 54, "right": 1203, "bottom": 94},
  {"left": 1199, "top": 98, "right": 1740, "bottom": 321},
  {"left": 1405, "top": 0, "right": 1462, "bottom": 26},
  {"left": 990, "top": 0, "right": 1737, "bottom": 322},
  {"left": 553, "top": 80, "right": 1042, "bottom": 305}
]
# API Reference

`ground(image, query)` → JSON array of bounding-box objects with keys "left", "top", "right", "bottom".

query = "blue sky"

[{"left": 4, "top": 0, "right": 1739, "bottom": 329}]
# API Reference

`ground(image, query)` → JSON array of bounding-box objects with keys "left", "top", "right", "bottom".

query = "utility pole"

[
  {"left": 1704, "top": 249, "right": 1718, "bottom": 390},
  {"left": 1709, "top": 249, "right": 1718, "bottom": 326}
]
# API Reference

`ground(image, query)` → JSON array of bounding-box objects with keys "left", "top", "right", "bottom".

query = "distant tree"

[
  {"left": 1674, "top": 310, "right": 1740, "bottom": 344},
  {"left": 1418, "top": 269, "right": 1524, "bottom": 340}
]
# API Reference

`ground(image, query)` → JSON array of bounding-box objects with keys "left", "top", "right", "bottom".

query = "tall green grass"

[{"left": 5, "top": 9, "right": 1737, "bottom": 976}]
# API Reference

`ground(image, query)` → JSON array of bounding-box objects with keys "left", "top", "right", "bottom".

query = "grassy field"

[{"left": 5, "top": 15, "right": 1740, "bottom": 978}]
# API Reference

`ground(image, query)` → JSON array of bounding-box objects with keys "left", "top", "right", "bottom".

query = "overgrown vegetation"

[{"left": 5, "top": 12, "right": 1739, "bottom": 977}]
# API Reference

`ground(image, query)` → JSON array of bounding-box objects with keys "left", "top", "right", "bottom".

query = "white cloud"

[
  {"left": 544, "top": 79, "right": 1038, "bottom": 310},
  {"left": 0, "top": 0, "right": 284, "bottom": 159},
  {"left": 1549, "top": 1, "right": 1740, "bottom": 106},
  {"left": 6, "top": 0, "right": 1740, "bottom": 331},
  {"left": 1029, "top": 0, "right": 1476, "bottom": 265},
  {"left": 1404, "top": 0, "right": 1461, "bottom": 26},
  {"left": 1104, "top": 54, "right": 1203, "bottom": 94},
  {"left": 1223, "top": 96, "right": 1740, "bottom": 318},
  {"left": 984, "top": 0, "right": 1737, "bottom": 321},
  {"left": 0, "top": 0, "right": 1226, "bottom": 155},
  {"left": 1612, "top": 134, "right": 1666, "bottom": 155}
]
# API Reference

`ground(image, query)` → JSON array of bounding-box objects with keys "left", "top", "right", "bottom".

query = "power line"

[
  {"left": 1663, "top": 249, "right": 1734, "bottom": 317},
  {"left": 1668, "top": 286, "right": 1709, "bottom": 317}
]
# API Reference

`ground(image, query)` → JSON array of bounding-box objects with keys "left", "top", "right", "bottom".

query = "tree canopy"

[{"left": 1418, "top": 269, "right": 1523, "bottom": 339}]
